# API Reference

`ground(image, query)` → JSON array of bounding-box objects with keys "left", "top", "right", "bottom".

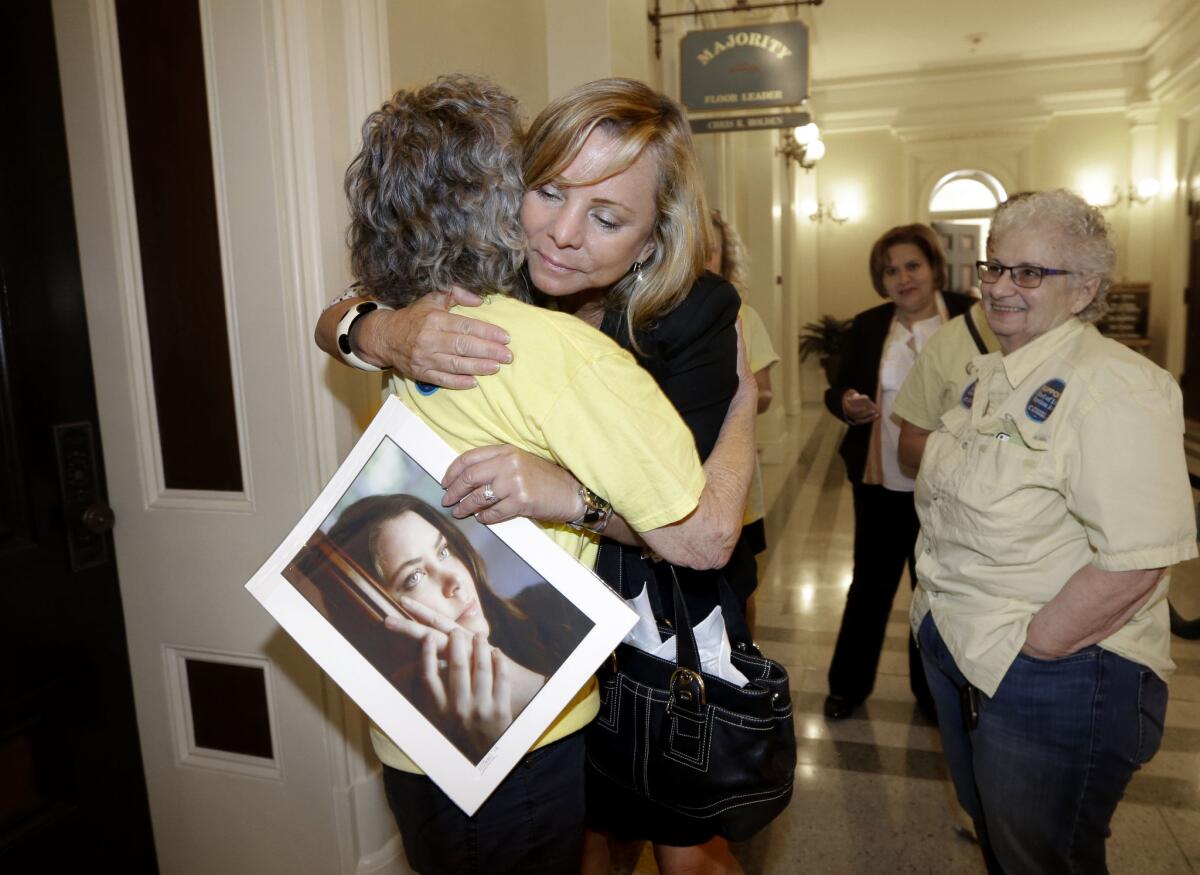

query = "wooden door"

[
  {"left": 933, "top": 221, "right": 983, "bottom": 294},
  {"left": 0, "top": 3, "right": 156, "bottom": 870},
  {"left": 1184, "top": 197, "right": 1200, "bottom": 420}
]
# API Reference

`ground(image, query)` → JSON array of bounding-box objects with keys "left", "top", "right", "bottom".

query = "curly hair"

[
  {"left": 344, "top": 75, "right": 527, "bottom": 306},
  {"left": 709, "top": 210, "right": 748, "bottom": 290},
  {"left": 867, "top": 224, "right": 948, "bottom": 298},
  {"left": 523, "top": 78, "right": 711, "bottom": 345},
  {"left": 988, "top": 188, "right": 1115, "bottom": 322}
]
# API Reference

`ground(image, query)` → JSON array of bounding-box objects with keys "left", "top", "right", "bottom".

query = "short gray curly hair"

[
  {"left": 989, "top": 188, "right": 1115, "bottom": 322},
  {"left": 345, "top": 75, "right": 527, "bottom": 306}
]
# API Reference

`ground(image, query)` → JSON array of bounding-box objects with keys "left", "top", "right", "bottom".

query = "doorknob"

[
  {"left": 53, "top": 421, "right": 112, "bottom": 570},
  {"left": 81, "top": 502, "right": 116, "bottom": 533}
]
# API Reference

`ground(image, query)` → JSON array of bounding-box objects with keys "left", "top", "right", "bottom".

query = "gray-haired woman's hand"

[{"left": 317, "top": 287, "right": 513, "bottom": 388}]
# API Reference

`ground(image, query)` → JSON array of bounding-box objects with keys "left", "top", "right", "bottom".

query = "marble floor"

[{"left": 631, "top": 392, "right": 1200, "bottom": 874}]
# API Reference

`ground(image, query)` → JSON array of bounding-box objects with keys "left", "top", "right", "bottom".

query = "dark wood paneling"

[
  {"left": 114, "top": 0, "right": 243, "bottom": 492},
  {"left": 0, "top": 4, "right": 157, "bottom": 868}
]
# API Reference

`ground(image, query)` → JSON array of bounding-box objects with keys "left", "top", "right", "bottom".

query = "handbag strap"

[
  {"left": 963, "top": 307, "right": 989, "bottom": 356},
  {"left": 596, "top": 541, "right": 667, "bottom": 617},
  {"left": 666, "top": 566, "right": 702, "bottom": 673},
  {"left": 716, "top": 577, "right": 754, "bottom": 647}
]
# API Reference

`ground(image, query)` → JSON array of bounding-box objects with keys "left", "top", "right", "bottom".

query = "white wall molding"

[
  {"left": 342, "top": 0, "right": 391, "bottom": 150},
  {"left": 264, "top": 3, "right": 404, "bottom": 873}
]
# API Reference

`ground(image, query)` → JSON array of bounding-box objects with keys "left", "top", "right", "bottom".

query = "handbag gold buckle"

[{"left": 670, "top": 667, "right": 706, "bottom": 708}]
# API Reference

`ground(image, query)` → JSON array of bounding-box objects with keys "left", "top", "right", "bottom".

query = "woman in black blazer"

[{"left": 822, "top": 224, "right": 974, "bottom": 721}]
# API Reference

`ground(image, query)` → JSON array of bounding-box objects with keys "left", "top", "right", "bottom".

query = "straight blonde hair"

[{"left": 523, "top": 78, "right": 710, "bottom": 346}]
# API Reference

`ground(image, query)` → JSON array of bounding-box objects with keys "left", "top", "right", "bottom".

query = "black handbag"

[{"left": 585, "top": 544, "right": 795, "bottom": 844}]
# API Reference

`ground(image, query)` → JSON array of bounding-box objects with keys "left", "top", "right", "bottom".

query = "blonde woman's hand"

[{"left": 441, "top": 444, "right": 586, "bottom": 525}]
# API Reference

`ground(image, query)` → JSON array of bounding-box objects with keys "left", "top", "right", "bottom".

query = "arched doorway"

[{"left": 929, "top": 170, "right": 1008, "bottom": 293}]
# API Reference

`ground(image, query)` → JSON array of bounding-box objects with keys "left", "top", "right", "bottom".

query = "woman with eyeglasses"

[
  {"left": 909, "top": 188, "right": 1196, "bottom": 874},
  {"left": 821, "top": 224, "right": 974, "bottom": 722}
]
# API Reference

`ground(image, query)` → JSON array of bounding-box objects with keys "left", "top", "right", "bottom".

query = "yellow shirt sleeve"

[
  {"left": 540, "top": 352, "right": 707, "bottom": 533},
  {"left": 893, "top": 334, "right": 950, "bottom": 431},
  {"left": 1064, "top": 385, "right": 1198, "bottom": 571},
  {"left": 739, "top": 304, "right": 780, "bottom": 375}
]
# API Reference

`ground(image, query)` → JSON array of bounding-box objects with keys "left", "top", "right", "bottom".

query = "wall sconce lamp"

[
  {"left": 1090, "top": 178, "right": 1160, "bottom": 209},
  {"left": 778, "top": 122, "right": 825, "bottom": 171},
  {"left": 800, "top": 198, "right": 848, "bottom": 224}
]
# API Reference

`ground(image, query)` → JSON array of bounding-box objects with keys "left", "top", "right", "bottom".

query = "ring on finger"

[{"left": 481, "top": 483, "right": 497, "bottom": 503}]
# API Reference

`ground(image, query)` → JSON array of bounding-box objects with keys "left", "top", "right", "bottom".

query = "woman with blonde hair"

[{"left": 319, "top": 77, "right": 760, "bottom": 873}]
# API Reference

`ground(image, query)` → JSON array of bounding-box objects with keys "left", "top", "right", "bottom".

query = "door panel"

[{"left": 0, "top": 2, "right": 156, "bottom": 870}]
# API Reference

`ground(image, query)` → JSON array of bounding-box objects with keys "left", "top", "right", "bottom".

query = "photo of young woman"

[{"left": 283, "top": 439, "right": 592, "bottom": 764}]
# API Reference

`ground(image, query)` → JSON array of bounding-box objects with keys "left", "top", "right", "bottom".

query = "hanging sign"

[
  {"left": 680, "top": 22, "right": 810, "bottom": 113},
  {"left": 690, "top": 110, "right": 810, "bottom": 135}
]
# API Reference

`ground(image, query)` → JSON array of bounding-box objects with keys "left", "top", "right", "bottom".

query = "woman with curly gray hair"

[{"left": 911, "top": 188, "right": 1197, "bottom": 873}]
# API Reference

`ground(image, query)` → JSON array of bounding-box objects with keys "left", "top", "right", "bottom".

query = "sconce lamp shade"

[
  {"left": 1134, "top": 177, "right": 1160, "bottom": 201},
  {"left": 792, "top": 122, "right": 820, "bottom": 145}
]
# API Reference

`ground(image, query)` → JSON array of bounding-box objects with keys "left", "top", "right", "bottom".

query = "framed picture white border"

[{"left": 246, "top": 395, "right": 636, "bottom": 815}]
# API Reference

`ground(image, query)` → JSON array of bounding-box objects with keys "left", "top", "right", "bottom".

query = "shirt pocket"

[{"left": 950, "top": 415, "right": 1061, "bottom": 535}]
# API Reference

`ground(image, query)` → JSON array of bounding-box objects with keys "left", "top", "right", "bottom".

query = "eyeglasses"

[{"left": 975, "top": 260, "right": 1074, "bottom": 289}]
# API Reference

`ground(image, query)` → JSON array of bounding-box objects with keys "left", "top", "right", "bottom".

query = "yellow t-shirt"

[
  {"left": 910, "top": 318, "right": 1198, "bottom": 696},
  {"left": 738, "top": 303, "right": 779, "bottom": 526},
  {"left": 371, "top": 294, "right": 708, "bottom": 771}
]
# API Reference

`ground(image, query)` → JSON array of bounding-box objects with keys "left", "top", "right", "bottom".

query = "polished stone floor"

[{"left": 632, "top": 387, "right": 1200, "bottom": 873}]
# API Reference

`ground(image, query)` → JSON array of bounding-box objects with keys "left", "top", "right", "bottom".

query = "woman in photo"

[{"left": 326, "top": 493, "right": 589, "bottom": 762}]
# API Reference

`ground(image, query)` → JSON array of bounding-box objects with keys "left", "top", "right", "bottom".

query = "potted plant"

[{"left": 798, "top": 315, "right": 853, "bottom": 385}]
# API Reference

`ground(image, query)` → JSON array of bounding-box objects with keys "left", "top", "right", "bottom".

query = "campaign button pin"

[
  {"left": 960, "top": 379, "right": 977, "bottom": 409},
  {"left": 415, "top": 382, "right": 439, "bottom": 396},
  {"left": 1025, "top": 379, "right": 1065, "bottom": 423}
]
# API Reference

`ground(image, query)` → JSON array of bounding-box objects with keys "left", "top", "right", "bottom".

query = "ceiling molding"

[
  {"left": 891, "top": 117, "right": 1050, "bottom": 146},
  {"left": 811, "top": 49, "right": 1141, "bottom": 95}
]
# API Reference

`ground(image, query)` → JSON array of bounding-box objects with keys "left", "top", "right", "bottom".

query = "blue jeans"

[
  {"left": 382, "top": 732, "right": 585, "bottom": 874},
  {"left": 918, "top": 613, "right": 1167, "bottom": 874}
]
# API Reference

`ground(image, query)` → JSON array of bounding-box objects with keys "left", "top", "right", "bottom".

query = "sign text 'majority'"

[{"left": 695, "top": 31, "right": 793, "bottom": 65}]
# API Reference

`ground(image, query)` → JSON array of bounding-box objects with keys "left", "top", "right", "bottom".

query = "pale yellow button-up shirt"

[
  {"left": 910, "top": 318, "right": 1197, "bottom": 696},
  {"left": 893, "top": 301, "right": 1000, "bottom": 432}
]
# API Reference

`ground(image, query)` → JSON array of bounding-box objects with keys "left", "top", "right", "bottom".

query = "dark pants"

[
  {"left": 919, "top": 614, "right": 1167, "bottom": 874},
  {"left": 382, "top": 732, "right": 585, "bottom": 875},
  {"left": 827, "top": 482, "right": 932, "bottom": 709}
]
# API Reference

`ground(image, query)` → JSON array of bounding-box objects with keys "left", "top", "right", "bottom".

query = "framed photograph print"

[{"left": 246, "top": 396, "right": 636, "bottom": 814}]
